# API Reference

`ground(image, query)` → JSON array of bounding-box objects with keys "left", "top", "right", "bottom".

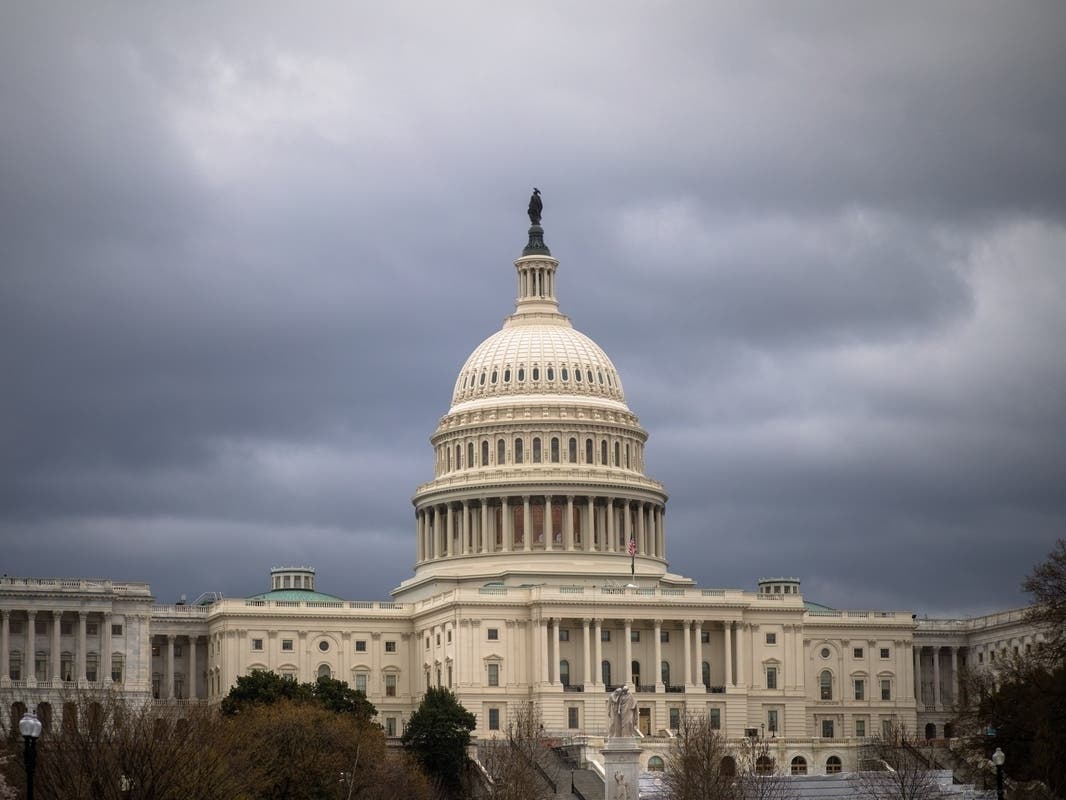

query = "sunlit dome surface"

[{"left": 450, "top": 321, "right": 627, "bottom": 410}]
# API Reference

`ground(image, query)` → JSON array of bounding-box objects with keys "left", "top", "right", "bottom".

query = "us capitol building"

[{"left": 0, "top": 198, "right": 1044, "bottom": 775}]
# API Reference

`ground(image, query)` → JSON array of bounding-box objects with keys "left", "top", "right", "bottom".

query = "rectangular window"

[
  {"left": 385, "top": 674, "right": 397, "bottom": 696},
  {"left": 86, "top": 623, "right": 98, "bottom": 636},
  {"left": 568, "top": 707, "right": 580, "bottom": 729},
  {"left": 447, "top": 630, "right": 452, "bottom": 643},
  {"left": 175, "top": 645, "right": 183, "bottom": 657},
  {"left": 252, "top": 639, "right": 264, "bottom": 651},
  {"left": 854, "top": 679, "right": 865, "bottom": 701},
  {"left": 880, "top": 647, "right": 890, "bottom": 659},
  {"left": 487, "top": 628, "right": 499, "bottom": 641},
  {"left": 767, "top": 709, "right": 779, "bottom": 733},
  {"left": 660, "top": 630, "right": 670, "bottom": 643},
  {"left": 855, "top": 719, "right": 866, "bottom": 738},
  {"left": 436, "top": 634, "right": 441, "bottom": 646},
  {"left": 488, "top": 707, "right": 500, "bottom": 731},
  {"left": 882, "top": 719, "right": 893, "bottom": 738},
  {"left": 822, "top": 719, "right": 834, "bottom": 738},
  {"left": 559, "top": 629, "right": 570, "bottom": 642},
  {"left": 601, "top": 630, "right": 611, "bottom": 642},
  {"left": 487, "top": 663, "right": 499, "bottom": 687},
  {"left": 151, "top": 645, "right": 160, "bottom": 657},
  {"left": 766, "top": 667, "right": 777, "bottom": 690},
  {"left": 881, "top": 680, "right": 891, "bottom": 701},
  {"left": 978, "top": 652, "right": 984, "bottom": 664},
  {"left": 385, "top": 641, "right": 396, "bottom": 653},
  {"left": 385, "top": 717, "right": 397, "bottom": 737},
  {"left": 669, "top": 707, "right": 681, "bottom": 730},
  {"left": 9, "top": 622, "right": 22, "bottom": 634},
  {"left": 111, "top": 624, "right": 123, "bottom": 636},
  {"left": 355, "top": 674, "right": 367, "bottom": 693},
  {"left": 765, "top": 632, "right": 777, "bottom": 645},
  {"left": 35, "top": 621, "right": 47, "bottom": 635},
  {"left": 355, "top": 640, "right": 366, "bottom": 652},
  {"left": 701, "top": 631, "right": 710, "bottom": 644},
  {"left": 853, "top": 647, "right": 864, "bottom": 659},
  {"left": 425, "top": 636, "right": 430, "bottom": 649},
  {"left": 61, "top": 622, "right": 73, "bottom": 636},
  {"left": 709, "top": 708, "right": 721, "bottom": 730},
  {"left": 281, "top": 639, "right": 294, "bottom": 651},
  {"left": 630, "top": 630, "right": 640, "bottom": 643}
]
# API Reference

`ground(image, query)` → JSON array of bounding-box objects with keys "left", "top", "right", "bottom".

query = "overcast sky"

[{"left": 2, "top": 3, "right": 1064, "bottom": 617}]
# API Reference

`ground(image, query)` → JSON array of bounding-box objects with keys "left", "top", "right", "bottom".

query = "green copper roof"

[
  {"left": 248, "top": 589, "right": 344, "bottom": 602},
  {"left": 804, "top": 600, "right": 838, "bottom": 613}
]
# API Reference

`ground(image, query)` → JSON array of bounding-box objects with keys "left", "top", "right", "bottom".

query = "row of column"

[
  {"left": 913, "top": 644, "right": 964, "bottom": 710},
  {"left": 152, "top": 634, "right": 201, "bottom": 700},
  {"left": 0, "top": 609, "right": 113, "bottom": 685},
  {"left": 416, "top": 496, "right": 665, "bottom": 562}
]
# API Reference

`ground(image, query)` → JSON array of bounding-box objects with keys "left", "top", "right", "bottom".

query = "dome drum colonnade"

[{"left": 412, "top": 213, "right": 668, "bottom": 579}]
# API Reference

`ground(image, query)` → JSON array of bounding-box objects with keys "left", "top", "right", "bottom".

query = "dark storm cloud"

[{"left": 1, "top": 2, "right": 1064, "bottom": 615}]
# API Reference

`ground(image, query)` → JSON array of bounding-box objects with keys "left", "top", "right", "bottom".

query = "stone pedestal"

[{"left": 601, "top": 738, "right": 642, "bottom": 800}]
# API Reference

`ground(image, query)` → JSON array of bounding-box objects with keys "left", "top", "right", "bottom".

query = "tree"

[
  {"left": 402, "top": 687, "right": 476, "bottom": 797},
  {"left": 479, "top": 704, "right": 556, "bottom": 800},
  {"left": 221, "top": 668, "right": 312, "bottom": 714},
  {"left": 662, "top": 712, "right": 736, "bottom": 800},
  {"left": 1022, "top": 538, "right": 1066, "bottom": 663},
  {"left": 312, "top": 675, "right": 378, "bottom": 721},
  {"left": 852, "top": 724, "right": 949, "bottom": 800},
  {"left": 732, "top": 735, "right": 787, "bottom": 800}
]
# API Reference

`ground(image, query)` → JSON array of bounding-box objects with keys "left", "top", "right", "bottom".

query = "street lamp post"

[
  {"left": 991, "top": 747, "right": 1006, "bottom": 800},
  {"left": 19, "top": 709, "right": 43, "bottom": 800},
  {"left": 570, "top": 768, "right": 575, "bottom": 795}
]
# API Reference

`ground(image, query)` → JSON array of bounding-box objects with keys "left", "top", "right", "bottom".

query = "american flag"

[{"left": 627, "top": 539, "right": 637, "bottom": 557}]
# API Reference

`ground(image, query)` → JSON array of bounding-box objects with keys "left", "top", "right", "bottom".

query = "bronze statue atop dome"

[{"left": 527, "top": 188, "right": 543, "bottom": 225}]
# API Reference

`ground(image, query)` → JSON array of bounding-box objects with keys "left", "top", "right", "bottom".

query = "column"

[
  {"left": 545, "top": 496, "right": 554, "bottom": 551},
  {"left": 683, "top": 619, "right": 692, "bottom": 686},
  {"left": 636, "top": 503, "right": 646, "bottom": 554},
  {"left": 582, "top": 619, "right": 592, "bottom": 688},
  {"left": 552, "top": 618, "right": 562, "bottom": 685},
  {"left": 0, "top": 610, "right": 8, "bottom": 685},
  {"left": 446, "top": 504, "right": 456, "bottom": 556},
  {"left": 914, "top": 646, "right": 922, "bottom": 706},
  {"left": 462, "top": 502, "right": 471, "bottom": 554},
  {"left": 188, "top": 636, "right": 198, "bottom": 699},
  {"left": 623, "top": 500, "right": 633, "bottom": 550},
  {"left": 51, "top": 611, "right": 62, "bottom": 681},
  {"left": 102, "top": 613, "right": 112, "bottom": 685},
  {"left": 540, "top": 619, "right": 549, "bottom": 686},
  {"left": 694, "top": 621, "right": 704, "bottom": 689},
  {"left": 77, "top": 612, "right": 87, "bottom": 683},
  {"left": 502, "top": 497, "right": 512, "bottom": 551},
  {"left": 950, "top": 647, "right": 959, "bottom": 707},
  {"left": 565, "top": 496, "right": 575, "bottom": 551},
  {"left": 736, "top": 623, "right": 746, "bottom": 687},
  {"left": 653, "top": 619, "right": 664, "bottom": 690},
  {"left": 724, "top": 623, "right": 733, "bottom": 687},
  {"left": 584, "top": 498, "right": 595, "bottom": 552},
  {"left": 932, "top": 647, "right": 942, "bottom": 710},
  {"left": 26, "top": 611, "right": 36, "bottom": 685},
  {"left": 624, "top": 619, "right": 633, "bottom": 686},
  {"left": 481, "top": 500, "right": 490, "bottom": 553},
  {"left": 594, "top": 619, "right": 603, "bottom": 686},
  {"left": 166, "top": 635, "right": 176, "bottom": 699},
  {"left": 606, "top": 500, "right": 616, "bottom": 550},
  {"left": 523, "top": 496, "right": 532, "bottom": 551},
  {"left": 430, "top": 506, "right": 439, "bottom": 558}
]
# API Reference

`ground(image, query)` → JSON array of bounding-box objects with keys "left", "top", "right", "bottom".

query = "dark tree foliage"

[
  {"left": 312, "top": 676, "right": 378, "bottom": 721},
  {"left": 221, "top": 669, "right": 377, "bottom": 721},
  {"left": 1023, "top": 538, "right": 1066, "bottom": 663},
  {"left": 401, "top": 687, "right": 476, "bottom": 796}
]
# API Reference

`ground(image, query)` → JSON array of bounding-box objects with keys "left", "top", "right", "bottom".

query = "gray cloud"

[{"left": 1, "top": 2, "right": 1064, "bottom": 615}]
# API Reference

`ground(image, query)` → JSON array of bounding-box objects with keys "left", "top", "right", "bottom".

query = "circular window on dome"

[
  {"left": 532, "top": 367, "right": 540, "bottom": 381},
  {"left": 561, "top": 367, "right": 569, "bottom": 381},
  {"left": 504, "top": 368, "right": 511, "bottom": 383},
  {"left": 547, "top": 367, "right": 554, "bottom": 381},
  {"left": 820, "top": 647, "right": 831, "bottom": 659},
  {"left": 518, "top": 367, "right": 525, "bottom": 381},
  {"left": 319, "top": 641, "right": 330, "bottom": 652},
  {"left": 491, "top": 370, "right": 498, "bottom": 384}
]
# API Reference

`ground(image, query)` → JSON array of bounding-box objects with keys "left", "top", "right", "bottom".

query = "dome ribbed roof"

[{"left": 450, "top": 321, "right": 626, "bottom": 410}]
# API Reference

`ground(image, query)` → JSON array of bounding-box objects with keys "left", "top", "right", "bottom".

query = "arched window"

[
  {"left": 518, "top": 367, "right": 525, "bottom": 382},
  {"left": 514, "top": 438, "right": 524, "bottom": 464},
  {"left": 585, "top": 439, "right": 593, "bottom": 463},
  {"left": 561, "top": 367, "right": 569, "bottom": 381},
  {"left": 318, "top": 664, "right": 332, "bottom": 679},
  {"left": 35, "top": 650, "right": 48, "bottom": 682},
  {"left": 86, "top": 652, "right": 99, "bottom": 682},
  {"left": 481, "top": 440, "right": 489, "bottom": 466},
  {"left": 614, "top": 442, "right": 621, "bottom": 466},
  {"left": 602, "top": 660, "right": 612, "bottom": 686},
  {"left": 504, "top": 368, "right": 511, "bottom": 383},
  {"left": 37, "top": 702, "right": 52, "bottom": 733},
  {"left": 647, "top": 756, "right": 665, "bottom": 772},
  {"left": 924, "top": 723, "right": 936, "bottom": 740},
  {"left": 575, "top": 367, "right": 582, "bottom": 383},
  {"left": 550, "top": 437, "right": 560, "bottom": 463},
  {"left": 756, "top": 756, "right": 774, "bottom": 775},
  {"left": 826, "top": 756, "right": 842, "bottom": 774},
  {"left": 467, "top": 442, "right": 474, "bottom": 469},
  {"left": 601, "top": 440, "right": 608, "bottom": 465},
  {"left": 533, "top": 437, "right": 542, "bottom": 463},
  {"left": 631, "top": 660, "right": 641, "bottom": 688},
  {"left": 559, "top": 660, "right": 570, "bottom": 688},
  {"left": 661, "top": 661, "right": 670, "bottom": 687},
  {"left": 625, "top": 443, "right": 630, "bottom": 468},
  {"left": 790, "top": 756, "right": 808, "bottom": 775},
  {"left": 702, "top": 661, "right": 711, "bottom": 688},
  {"left": 568, "top": 438, "right": 577, "bottom": 462},
  {"left": 721, "top": 756, "right": 736, "bottom": 777},
  {"left": 456, "top": 444, "right": 462, "bottom": 469},
  {"left": 497, "top": 439, "right": 506, "bottom": 464},
  {"left": 111, "top": 653, "right": 124, "bottom": 683},
  {"left": 547, "top": 366, "right": 554, "bottom": 381},
  {"left": 820, "top": 670, "right": 833, "bottom": 700}
]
